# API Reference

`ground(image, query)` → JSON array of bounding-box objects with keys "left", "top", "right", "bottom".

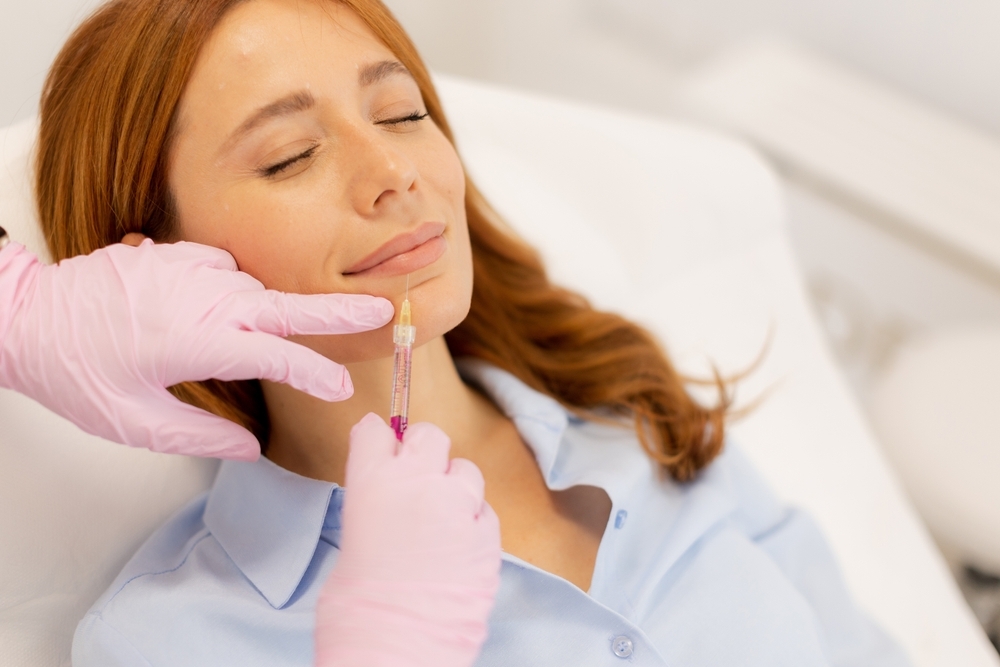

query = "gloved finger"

[
  {"left": 128, "top": 393, "right": 261, "bottom": 461},
  {"left": 136, "top": 238, "right": 241, "bottom": 272},
  {"left": 196, "top": 331, "right": 354, "bottom": 402},
  {"left": 399, "top": 422, "right": 451, "bottom": 474},
  {"left": 445, "top": 457, "right": 487, "bottom": 505},
  {"left": 472, "top": 503, "right": 504, "bottom": 588},
  {"left": 223, "top": 291, "right": 394, "bottom": 337},
  {"left": 470, "top": 502, "right": 503, "bottom": 574},
  {"left": 476, "top": 502, "right": 502, "bottom": 540},
  {"left": 346, "top": 413, "right": 399, "bottom": 481}
]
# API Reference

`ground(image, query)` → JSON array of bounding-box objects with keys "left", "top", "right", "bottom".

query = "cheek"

[
  {"left": 215, "top": 199, "right": 309, "bottom": 288},
  {"left": 419, "top": 126, "right": 466, "bottom": 209},
  {"left": 175, "top": 194, "right": 282, "bottom": 285},
  {"left": 441, "top": 149, "right": 467, "bottom": 208},
  {"left": 171, "top": 171, "right": 337, "bottom": 293}
]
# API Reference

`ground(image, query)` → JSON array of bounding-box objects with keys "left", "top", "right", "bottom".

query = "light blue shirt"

[{"left": 73, "top": 360, "right": 912, "bottom": 666}]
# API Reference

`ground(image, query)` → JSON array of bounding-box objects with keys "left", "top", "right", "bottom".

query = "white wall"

[
  {"left": 588, "top": 0, "right": 1000, "bottom": 137},
  {"left": 6, "top": 0, "right": 1000, "bottom": 139},
  {"left": 384, "top": 0, "right": 1000, "bottom": 139},
  {"left": 383, "top": 0, "right": 685, "bottom": 114}
]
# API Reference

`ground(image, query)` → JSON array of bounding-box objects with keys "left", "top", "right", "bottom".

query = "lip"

[{"left": 344, "top": 221, "right": 447, "bottom": 276}]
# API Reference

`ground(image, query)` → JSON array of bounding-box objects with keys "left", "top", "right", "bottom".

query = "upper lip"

[{"left": 343, "top": 221, "right": 447, "bottom": 275}]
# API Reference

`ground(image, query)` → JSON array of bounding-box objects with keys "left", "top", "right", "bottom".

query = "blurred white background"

[
  {"left": 2, "top": 0, "right": 999, "bottom": 650},
  {"left": 12, "top": 0, "right": 1000, "bottom": 135}
]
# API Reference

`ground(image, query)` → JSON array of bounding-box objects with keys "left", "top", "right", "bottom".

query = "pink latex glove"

[
  {"left": 315, "top": 413, "right": 502, "bottom": 667},
  {"left": 0, "top": 240, "right": 392, "bottom": 460}
]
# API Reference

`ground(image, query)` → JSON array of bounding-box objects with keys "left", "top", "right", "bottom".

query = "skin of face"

[{"left": 168, "top": 0, "right": 473, "bottom": 365}]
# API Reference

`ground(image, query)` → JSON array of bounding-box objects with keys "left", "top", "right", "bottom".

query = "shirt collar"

[
  {"left": 204, "top": 455, "right": 338, "bottom": 609},
  {"left": 457, "top": 359, "right": 657, "bottom": 506},
  {"left": 201, "top": 360, "right": 575, "bottom": 609}
]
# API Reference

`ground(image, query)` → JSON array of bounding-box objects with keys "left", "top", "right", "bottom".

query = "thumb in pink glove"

[
  {"left": 315, "top": 413, "right": 502, "bottom": 667},
  {"left": 0, "top": 240, "right": 393, "bottom": 460}
]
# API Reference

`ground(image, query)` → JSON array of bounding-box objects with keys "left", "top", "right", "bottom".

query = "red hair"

[{"left": 37, "top": 0, "right": 730, "bottom": 481}]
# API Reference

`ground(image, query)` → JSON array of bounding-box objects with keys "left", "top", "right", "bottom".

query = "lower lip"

[{"left": 346, "top": 235, "right": 447, "bottom": 278}]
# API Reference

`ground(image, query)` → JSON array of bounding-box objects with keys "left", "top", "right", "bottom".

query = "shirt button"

[
  {"left": 612, "top": 635, "right": 633, "bottom": 658},
  {"left": 614, "top": 509, "right": 628, "bottom": 529}
]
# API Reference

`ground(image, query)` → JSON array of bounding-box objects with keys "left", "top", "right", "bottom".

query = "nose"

[{"left": 344, "top": 121, "right": 419, "bottom": 217}]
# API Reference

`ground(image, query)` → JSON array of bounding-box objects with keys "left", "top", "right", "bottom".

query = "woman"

[{"left": 42, "top": 0, "right": 911, "bottom": 664}]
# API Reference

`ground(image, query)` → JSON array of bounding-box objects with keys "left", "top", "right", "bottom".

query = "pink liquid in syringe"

[{"left": 390, "top": 336, "right": 412, "bottom": 441}]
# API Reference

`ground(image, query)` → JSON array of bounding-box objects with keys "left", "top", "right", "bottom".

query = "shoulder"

[
  {"left": 72, "top": 613, "right": 154, "bottom": 667},
  {"left": 653, "top": 521, "right": 832, "bottom": 665},
  {"left": 569, "top": 417, "right": 790, "bottom": 534},
  {"left": 73, "top": 494, "right": 218, "bottom": 665},
  {"left": 710, "top": 440, "right": 792, "bottom": 537},
  {"left": 87, "top": 493, "right": 214, "bottom": 613},
  {"left": 72, "top": 456, "right": 335, "bottom": 667},
  {"left": 688, "top": 443, "right": 913, "bottom": 666}
]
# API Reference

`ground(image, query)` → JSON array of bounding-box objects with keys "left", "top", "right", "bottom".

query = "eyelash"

[
  {"left": 258, "top": 112, "right": 429, "bottom": 179},
  {"left": 260, "top": 144, "right": 318, "bottom": 179},
  {"left": 375, "top": 111, "right": 430, "bottom": 126}
]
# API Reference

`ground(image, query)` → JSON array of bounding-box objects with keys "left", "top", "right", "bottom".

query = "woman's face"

[{"left": 169, "top": 0, "right": 471, "bottom": 362}]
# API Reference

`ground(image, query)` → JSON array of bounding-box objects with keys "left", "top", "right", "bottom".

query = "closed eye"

[
  {"left": 375, "top": 111, "right": 429, "bottom": 126},
  {"left": 259, "top": 144, "right": 319, "bottom": 179}
]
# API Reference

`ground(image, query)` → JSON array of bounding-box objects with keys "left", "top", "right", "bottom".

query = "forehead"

[
  {"left": 178, "top": 0, "right": 396, "bottom": 123},
  {"left": 210, "top": 0, "right": 390, "bottom": 68}
]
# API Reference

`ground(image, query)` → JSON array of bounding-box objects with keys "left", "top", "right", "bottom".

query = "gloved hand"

[
  {"left": 0, "top": 239, "right": 392, "bottom": 460},
  {"left": 315, "top": 413, "right": 502, "bottom": 667}
]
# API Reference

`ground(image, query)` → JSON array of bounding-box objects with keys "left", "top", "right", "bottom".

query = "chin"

[{"left": 291, "top": 270, "right": 472, "bottom": 365}]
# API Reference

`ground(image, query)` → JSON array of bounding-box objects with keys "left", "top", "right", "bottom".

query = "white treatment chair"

[{"left": 1, "top": 74, "right": 997, "bottom": 667}]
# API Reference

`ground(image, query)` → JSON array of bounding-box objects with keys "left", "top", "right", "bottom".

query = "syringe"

[{"left": 389, "top": 282, "right": 415, "bottom": 441}]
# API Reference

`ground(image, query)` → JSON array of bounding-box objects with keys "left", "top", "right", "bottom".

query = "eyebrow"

[
  {"left": 220, "top": 90, "right": 316, "bottom": 155},
  {"left": 359, "top": 60, "right": 411, "bottom": 87}
]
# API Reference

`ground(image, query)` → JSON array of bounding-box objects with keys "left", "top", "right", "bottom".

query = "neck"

[{"left": 262, "top": 336, "right": 503, "bottom": 485}]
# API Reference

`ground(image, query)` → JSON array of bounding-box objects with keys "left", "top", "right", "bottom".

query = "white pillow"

[{"left": 0, "top": 73, "right": 995, "bottom": 667}]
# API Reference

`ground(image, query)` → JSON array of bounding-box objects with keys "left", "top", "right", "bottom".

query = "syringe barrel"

[
  {"left": 390, "top": 326, "right": 414, "bottom": 441},
  {"left": 390, "top": 343, "right": 412, "bottom": 417}
]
